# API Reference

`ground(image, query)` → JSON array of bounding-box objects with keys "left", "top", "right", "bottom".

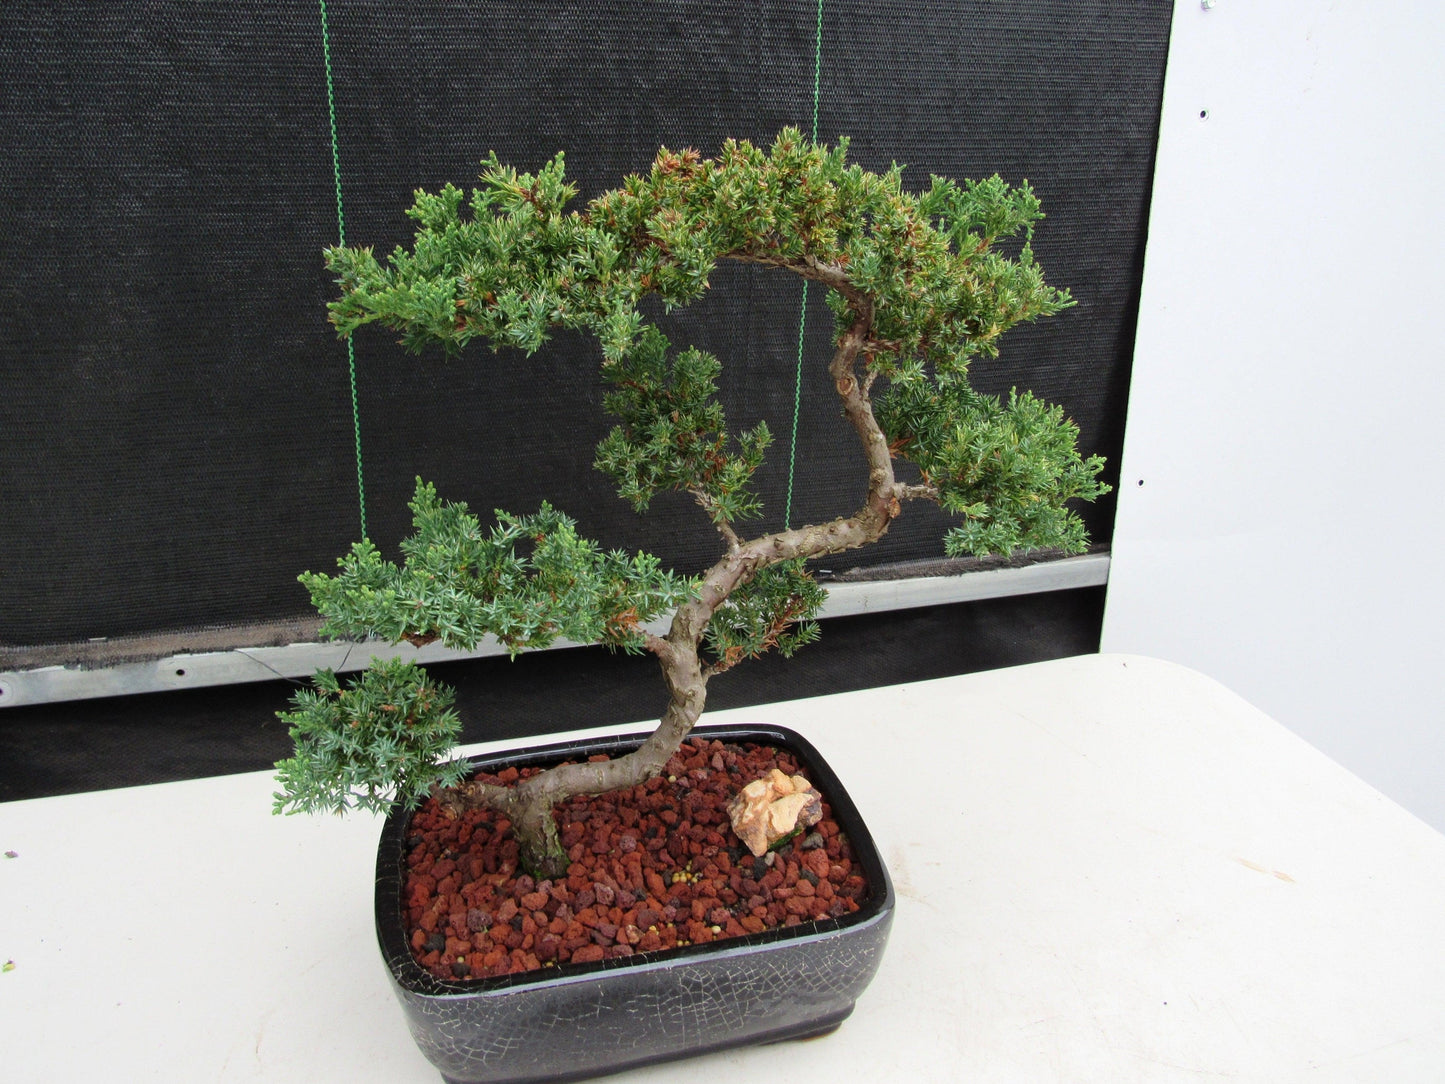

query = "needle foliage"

[{"left": 274, "top": 129, "right": 1106, "bottom": 841}]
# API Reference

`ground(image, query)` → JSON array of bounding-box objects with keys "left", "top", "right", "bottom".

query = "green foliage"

[
  {"left": 877, "top": 381, "right": 1108, "bottom": 557},
  {"left": 703, "top": 560, "right": 826, "bottom": 672},
  {"left": 322, "top": 127, "right": 1093, "bottom": 547},
  {"left": 301, "top": 479, "right": 693, "bottom": 656},
  {"left": 282, "top": 129, "right": 1110, "bottom": 818},
  {"left": 273, "top": 656, "right": 469, "bottom": 816},
  {"left": 594, "top": 325, "right": 771, "bottom": 524},
  {"left": 324, "top": 128, "right": 1072, "bottom": 374}
]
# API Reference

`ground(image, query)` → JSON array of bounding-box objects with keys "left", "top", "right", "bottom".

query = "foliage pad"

[
  {"left": 273, "top": 656, "right": 468, "bottom": 816},
  {"left": 300, "top": 480, "right": 693, "bottom": 656}
]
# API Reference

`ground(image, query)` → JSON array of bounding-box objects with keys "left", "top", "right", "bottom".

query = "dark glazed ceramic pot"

[{"left": 375, "top": 723, "right": 894, "bottom": 1084}]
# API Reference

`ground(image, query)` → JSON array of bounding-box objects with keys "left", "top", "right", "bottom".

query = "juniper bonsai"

[{"left": 274, "top": 129, "right": 1107, "bottom": 877}]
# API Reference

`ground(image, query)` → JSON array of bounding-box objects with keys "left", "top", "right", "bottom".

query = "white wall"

[{"left": 1102, "top": 1, "right": 1445, "bottom": 830}]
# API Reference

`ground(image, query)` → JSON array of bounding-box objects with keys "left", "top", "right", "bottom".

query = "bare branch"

[
  {"left": 433, "top": 778, "right": 515, "bottom": 818},
  {"left": 894, "top": 482, "right": 940, "bottom": 502},
  {"left": 689, "top": 487, "right": 741, "bottom": 552}
]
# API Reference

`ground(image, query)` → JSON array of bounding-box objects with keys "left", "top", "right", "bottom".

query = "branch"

[
  {"left": 433, "top": 778, "right": 514, "bottom": 818},
  {"left": 603, "top": 607, "right": 675, "bottom": 662},
  {"left": 895, "top": 482, "right": 940, "bottom": 502},
  {"left": 662, "top": 264, "right": 897, "bottom": 656},
  {"left": 689, "top": 486, "right": 742, "bottom": 552},
  {"left": 727, "top": 251, "right": 870, "bottom": 310}
]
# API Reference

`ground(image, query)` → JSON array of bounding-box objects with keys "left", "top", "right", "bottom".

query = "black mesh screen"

[{"left": 1, "top": 2, "right": 1168, "bottom": 649}]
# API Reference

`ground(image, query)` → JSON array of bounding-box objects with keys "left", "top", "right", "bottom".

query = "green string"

[
  {"left": 318, "top": 0, "right": 367, "bottom": 539},
  {"left": 784, "top": 0, "right": 824, "bottom": 531},
  {"left": 318, "top": 4, "right": 816, "bottom": 540}
]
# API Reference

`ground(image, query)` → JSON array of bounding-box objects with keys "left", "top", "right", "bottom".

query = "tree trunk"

[
  {"left": 447, "top": 643, "right": 709, "bottom": 879},
  {"left": 447, "top": 257, "right": 909, "bottom": 879}
]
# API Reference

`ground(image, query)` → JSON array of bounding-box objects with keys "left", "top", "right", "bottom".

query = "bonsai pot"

[{"left": 375, "top": 722, "right": 894, "bottom": 1084}]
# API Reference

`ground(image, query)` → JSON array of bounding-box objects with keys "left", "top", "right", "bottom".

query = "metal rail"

[{"left": 0, "top": 554, "right": 1108, "bottom": 707}]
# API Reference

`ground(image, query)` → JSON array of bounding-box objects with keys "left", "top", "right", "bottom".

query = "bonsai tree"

[{"left": 274, "top": 128, "right": 1107, "bottom": 877}]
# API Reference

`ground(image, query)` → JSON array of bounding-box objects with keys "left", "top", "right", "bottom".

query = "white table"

[{"left": 4, "top": 654, "right": 1444, "bottom": 1082}]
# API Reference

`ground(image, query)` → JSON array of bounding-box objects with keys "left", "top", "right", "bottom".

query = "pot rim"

[{"left": 375, "top": 722, "right": 894, "bottom": 999}]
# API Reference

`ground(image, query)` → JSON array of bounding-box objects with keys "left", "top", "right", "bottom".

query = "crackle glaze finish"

[{"left": 375, "top": 724, "right": 895, "bottom": 1084}]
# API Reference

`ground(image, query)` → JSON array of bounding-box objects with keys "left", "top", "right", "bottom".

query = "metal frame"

[{"left": 0, "top": 554, "right": 1108, "bottom": 707}]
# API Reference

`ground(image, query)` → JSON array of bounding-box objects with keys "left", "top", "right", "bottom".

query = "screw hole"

[
  {"left": 1199, "top": 108, "right": 1210, "bottom": 120},
  {"left": 175, "top": 668, "right": 187, "bottom": 677},
  {"left": 1137, "top": 479, "right": 1145, "bottom": 487}
]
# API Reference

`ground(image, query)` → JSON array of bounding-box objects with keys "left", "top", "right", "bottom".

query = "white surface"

[
  {"left": 1101, "top": 1, "right": 1445, "bottom": 830},
  {"left": 4, "top": 654, "right": 1445, "bottom": 1082}
]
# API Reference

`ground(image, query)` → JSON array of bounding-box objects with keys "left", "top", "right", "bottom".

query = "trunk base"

[{"left": 511, "top": 799, "right": 569, "bottom": 881}]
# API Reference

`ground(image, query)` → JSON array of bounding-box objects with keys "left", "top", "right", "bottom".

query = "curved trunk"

[
  {"left": 449, "top": 257, "right": 914, "bottom": 879},
  {"left": 447, "top": 641, "right": 710, "bottom": 879}
]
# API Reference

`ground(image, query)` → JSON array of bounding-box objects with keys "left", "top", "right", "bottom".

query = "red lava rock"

[
  {"left": 572, "top": 944, "right": 606, "bottom": 964},
  {"left": 803, "top": 848, "right": 831, "bottom": 880},
  {"left": 575, "top": 906, "right": 601, "bottom": 929},
  {"left": 401, "top": 738, "right": 869, "bottom": 984}
]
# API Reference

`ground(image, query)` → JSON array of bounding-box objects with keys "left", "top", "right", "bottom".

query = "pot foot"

[
  {"left": 761, "top": 1003, "right": 854, "bottom": 1044},
  {"left": 436, "top": 1006, "right": 858, "bottom": 1083}
]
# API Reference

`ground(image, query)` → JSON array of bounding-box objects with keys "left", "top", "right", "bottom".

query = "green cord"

[
  {"left": 786, "top": 279, "right": 809, "bottom": 531},
  {"left": 318, "top": 3, "right": 818, "bottom": 539},
  {"left": 318, "top": 0, "right": 367, "bottom": 539},
  {"left": 809, "top": 0, "right": 823, "bottom": 143},
  {"left": 784, "top": 0, "right": 824, "bottom": 531}
]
